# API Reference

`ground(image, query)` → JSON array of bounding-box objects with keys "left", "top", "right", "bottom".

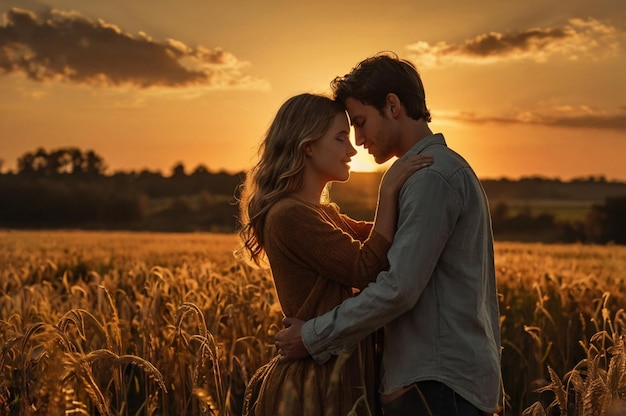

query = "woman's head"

[
  {"left": 257, "top": 93, "right": 347, "bottom": 191},
  {"left": 238, "top": 93, "right": 345, "bottom": 266}
]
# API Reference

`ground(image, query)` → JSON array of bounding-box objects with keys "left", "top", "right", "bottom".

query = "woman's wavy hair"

[{"left": 237, "top": 93, "right": 345, "bottom": 266}]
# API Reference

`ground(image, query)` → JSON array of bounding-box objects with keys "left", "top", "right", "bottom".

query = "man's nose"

[{"left": 354, "top": 129, "right": 365, "bottom": 146}]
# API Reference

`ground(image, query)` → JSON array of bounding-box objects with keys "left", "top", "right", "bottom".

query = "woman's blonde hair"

[{"left": 238, "top": 93, "right": 345, "bottom": 266}]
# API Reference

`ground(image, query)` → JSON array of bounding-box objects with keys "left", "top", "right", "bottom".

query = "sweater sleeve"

[
  {"left": 338, "top": 213, "right": 374, "bottom": 242},
  {"left": 266, "top": 201, "right": 390, "bottom": 290}
]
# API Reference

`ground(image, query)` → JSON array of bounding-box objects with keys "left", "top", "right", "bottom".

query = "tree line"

[
  {"left": 1, "top": 147, "right": 625, "bottom": 244},
  {"left": 1, "top": 147, "right": 243, "bottom": 232}
]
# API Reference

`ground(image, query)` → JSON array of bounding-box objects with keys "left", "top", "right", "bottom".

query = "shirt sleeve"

[
  {"left": 267, "top": 201, "right": 391, "bottom": 290},
  {"left": 302, "top": 171, "right": 461, "bottom": 363}
]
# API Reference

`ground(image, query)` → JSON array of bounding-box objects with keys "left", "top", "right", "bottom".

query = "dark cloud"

[
  {"left": 0, "top": 8, "right": 267, "bottom": 89},
  {"left": 449, "top": 107, "right": 626, "bottom": 132},
  {"left": 454, "top": 28, "right": 568, "bottom": 57},
  {"left": 548, "top": 113, "right": 626, "bottom": 131},
  {"left": 407, "top": 18, "right": 624, "bottom": 66}
]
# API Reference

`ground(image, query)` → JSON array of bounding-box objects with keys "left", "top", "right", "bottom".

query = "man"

[{"left": 275, "top": 52, "right": 502, "bottom": 415}]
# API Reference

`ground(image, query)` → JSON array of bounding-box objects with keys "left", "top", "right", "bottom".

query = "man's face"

[{"left": 344, "top": 97, "right": 395, "bottom": 164}]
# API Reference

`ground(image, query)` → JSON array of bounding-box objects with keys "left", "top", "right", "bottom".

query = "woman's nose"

[{"left": 347, "top": 143, "right": 357, "bottom": 157}]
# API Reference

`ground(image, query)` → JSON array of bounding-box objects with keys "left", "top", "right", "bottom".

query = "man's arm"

[{"left": 276, "top": 171, "right": 459, "bottom": 362}]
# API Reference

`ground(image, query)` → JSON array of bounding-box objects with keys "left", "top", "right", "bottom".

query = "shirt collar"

[{"left": 406, "top": 133, "right": 446, "bottom": 156}]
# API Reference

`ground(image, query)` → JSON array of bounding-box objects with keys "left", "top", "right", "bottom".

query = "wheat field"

[{"left": 1, "top": 230, "right": 625, "bottom": 415}]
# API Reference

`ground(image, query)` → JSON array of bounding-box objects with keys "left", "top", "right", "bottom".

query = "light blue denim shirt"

[{"left": 301, "top": 133, "right": 502, "bottom": 412}]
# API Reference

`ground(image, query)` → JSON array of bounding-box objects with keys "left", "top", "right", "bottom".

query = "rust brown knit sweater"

[{"left": 242, "top": 197, "right": 391, "bottom": 416}]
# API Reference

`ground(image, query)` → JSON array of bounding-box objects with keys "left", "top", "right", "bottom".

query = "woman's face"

[{"left": 306, "top": 112, "right": 356, "bottom": 183}]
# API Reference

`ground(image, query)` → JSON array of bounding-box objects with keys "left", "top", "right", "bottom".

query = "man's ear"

[{"left": 386, "top": 93, "right": 401, "bottom": 117}]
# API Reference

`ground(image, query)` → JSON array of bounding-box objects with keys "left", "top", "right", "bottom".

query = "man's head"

[
  {"left": 331, "top": 52, "right": 431, "bottom": 164},
  {"left": 331, "top": 52, "right": 431, "bottom": 123}
]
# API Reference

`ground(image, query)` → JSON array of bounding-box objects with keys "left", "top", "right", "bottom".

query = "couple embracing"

[{"left": 238, "top": 52, "right": 502, "bottom": 416}]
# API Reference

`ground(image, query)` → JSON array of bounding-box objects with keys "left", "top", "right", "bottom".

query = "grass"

[{"left": 1, "top": 231, "right": 625, "bottom": 415}]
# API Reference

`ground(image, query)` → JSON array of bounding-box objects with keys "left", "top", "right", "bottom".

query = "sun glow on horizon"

[
  {"left": 349, "top": 153, "right": 378, "bottom": 172},
  {"left": 349, "top": 146, "right": 394, "bottom": 173}
]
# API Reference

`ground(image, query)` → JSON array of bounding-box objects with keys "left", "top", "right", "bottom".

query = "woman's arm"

[
  {"left": 338, "top": 215, "right": 372, "bottom": 242},
  {"left": 267, "top": 201, "right": 390, "bottom": 290},
  {"left": 339, "top": 154, "right": 434, "bottom": 243},
  {"left": 371, "top": 154, "right": 433, "bottom": 242}
]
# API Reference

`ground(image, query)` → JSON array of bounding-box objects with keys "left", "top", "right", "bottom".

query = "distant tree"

[
  {"left": 586, "top": 196, "right": 626, "bottom": 244},
  {"left": 557, "top": 221, "right": 586, "bottom": 243},
  {"left": 16, "top": 147, "right": 106, "bottom": 176},
  {"left": 192, "top": 164, "right": 210, "bottom": 175},
  {"left": 83, "top": 150, "right": 106, "bottom": 175},
  {"left": 491, "top": 202, "right": 510, "bottom": 223},
  {"left": 137, "top": 169, "right": 163, "bottom": 179},
  {"left": 572, "top": 175, "right": 608, "bottom": 183},
  {"left": 17, "top": 148, "right": 44, "bottom": 175},
  {"left": 66, "top": 148, "right": 106, "bottom": 175},
  {"left": 171, "top": 162, "right": 186, "bottom": 177}
]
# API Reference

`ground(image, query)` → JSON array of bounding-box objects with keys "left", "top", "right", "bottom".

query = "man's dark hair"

[{"left": 331, "top": 52, "right": 431, "bottom": 122}]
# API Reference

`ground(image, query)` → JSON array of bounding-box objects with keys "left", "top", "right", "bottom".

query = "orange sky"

[{"left": 1, "top": 0, "right": 625, "bottom": 180}]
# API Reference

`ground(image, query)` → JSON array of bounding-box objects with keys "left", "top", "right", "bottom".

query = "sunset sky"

[{"left": 1, "top": 0, "right": 625, "bottom": 180}]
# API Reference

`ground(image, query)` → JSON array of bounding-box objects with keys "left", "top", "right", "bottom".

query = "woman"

[{"left": 238, "top": 93, "right": 432, "bottom": 415}]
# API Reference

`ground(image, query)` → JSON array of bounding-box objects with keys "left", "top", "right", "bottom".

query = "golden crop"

[{"left": 0, "top": 231, "right": 625, "bottom": 415}]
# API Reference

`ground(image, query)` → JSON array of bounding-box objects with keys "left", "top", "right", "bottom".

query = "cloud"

[
  {"left": 406, "top": 18, "right": 624, "bottom": 67},
  {"left": 447, "top": 106, "right": 626, "bottom": 131},
  {"left": 0, "top": 8, "right": 269, "bottom": 90}
]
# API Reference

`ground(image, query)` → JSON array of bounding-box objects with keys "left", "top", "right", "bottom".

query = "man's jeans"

[{"left": 382, "top": 380, "right": 485, "bottom": 416}]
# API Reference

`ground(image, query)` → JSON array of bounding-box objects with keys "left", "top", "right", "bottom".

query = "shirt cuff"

[
  {"left": 302, "top": 319, "right": 331, "bottom": 364},
  {"left": 303, "top": 317, "right": 358, "bottom": 365}
]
